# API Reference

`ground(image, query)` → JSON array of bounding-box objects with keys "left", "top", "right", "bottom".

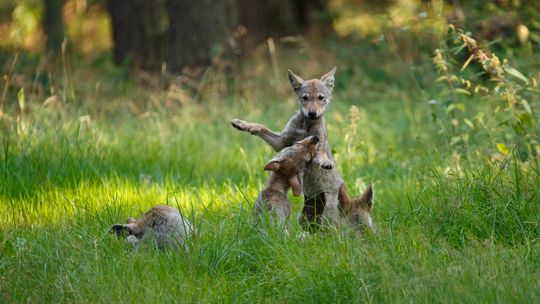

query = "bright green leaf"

[
  {"left": 464, "top": 118, "right": 474, "bottom": 128},
  {"left": 455, "top": 88, "right": 471, "bottom": 95},
  {"left": 518, "top": 112, "right": 533, "bottom": 127},
  {"left": 460, "top": 55, "right": 474, "bottom": 72},
  {"left": 448, "top": 103, "right": 466, "bottom": 113},
  {"left": 496, "top": 143, "right": 510, "bottom": 156},
  {"left": 521, "top": 99, "right": 533, "bottom": 114},
  {"left": 17, "top": 88, "right": 25, "bottom": 111},
  {"left": 503, "top": 66, "right": 529, "bottom": 84},
  {"left": 435, "top": 75, "right": 447, "bottom": 82},
  {"left": 450, "top": 136, "right": 461, "bottom": 146}
]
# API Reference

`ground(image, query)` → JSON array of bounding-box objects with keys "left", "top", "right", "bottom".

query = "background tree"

[
  {"left": 107, "top": 0, "right": 326, "bottom": 71},
  {"left": 108, "top": 0, "right": 165, "bottom": 69},
  {"left": 164, "top": 0, "right": 237, "bottom": 70},
  {"left": 42, "top": 0, "right": 64, "bottom": 54}
]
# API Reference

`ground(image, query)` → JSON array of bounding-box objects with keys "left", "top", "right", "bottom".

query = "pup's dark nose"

[
  {"left": 308, "top": 112, "right": 317, "bottom": 119},
  {"left": 311, "top": 136, "right": 320, "bottom": 143}
]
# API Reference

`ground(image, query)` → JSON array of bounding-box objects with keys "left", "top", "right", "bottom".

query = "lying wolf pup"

[
  {"left": 232, "top": 67, "right": 374, "bottom": 230},
  {"left": 254, "top": 135, "right": 319, "bottom": 230},
  {"left": 111, "top": 205, "right": 194, "bottom": 249},
  {"left": 339, "top": 183, "right": 375, "bottom": 232}
]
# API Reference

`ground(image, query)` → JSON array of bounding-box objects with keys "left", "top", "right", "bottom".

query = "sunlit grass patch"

[{"left": 0, "top": 179, "right": 261, "bottom": 228}]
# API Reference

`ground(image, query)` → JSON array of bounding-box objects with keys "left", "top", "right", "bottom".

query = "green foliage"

[
  {"left": 432, "top": 25, "right": 540, "bottom": 159},
  {"left": 3, "top": 0, "right": 41, "bottom": 49}
]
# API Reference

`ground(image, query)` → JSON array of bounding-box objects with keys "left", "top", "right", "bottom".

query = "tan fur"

[
  {"left": 111, "top": 205, "right": 194, "bottom": 249},
  {"left": 254, "top": 136, "right": 319, "bottom": 230},
  {"left": 232, "top": 67, "right": 375, "bottom": 231},
  {"left": 338, "top": 183, "right": 375, "bottom": 232}
]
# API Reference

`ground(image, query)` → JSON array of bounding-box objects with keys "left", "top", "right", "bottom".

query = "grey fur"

[
  {"left": 231, "top": 67, "right": 351, "bottom": 227},
  {"left": 111, "top": 205, "right": 194, "bottom": 249}
]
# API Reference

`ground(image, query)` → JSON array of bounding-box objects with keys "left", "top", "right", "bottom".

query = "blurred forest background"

[
  {"left": 2, "top": 0, "right": 540, "bottom": 64},
  {"left": 2, "top": 0, "right": 540, "bottom": 76},
  {"left": 1, "top": 0, "right": 539, "bottom": 157}
]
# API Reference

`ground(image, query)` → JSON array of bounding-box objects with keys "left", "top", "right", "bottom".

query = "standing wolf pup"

[
  {"left": 254, "top": 136, "right": 320, "bottom": 230},
  {"left": 111, "top": 205, "right": 194, "bottom": 249},
  {"left": 232, "top": 67, "right": 375, "bottom": 231}
]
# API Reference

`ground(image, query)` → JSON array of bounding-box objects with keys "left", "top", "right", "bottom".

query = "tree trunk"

[
  {"left": 107, "top": 0, "right": 327, "bottom": 70},
  {"left": 164, "top": 0, "right": 237, "bottom": 70},
  {"left": 108, "top": 0, "right": 165, "bottom": 69},
  {"left": 43, "top": 0, "right": 64, "bottom": 54},
  {"left": 237, "top": 0, "right": 328, "bottom": 48},
  {"left": 237, "top": 0, "right": 298, "bottom": 47}
]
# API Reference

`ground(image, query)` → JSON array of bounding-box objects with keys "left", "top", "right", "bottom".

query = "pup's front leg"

[
  {"left": 312, "top": 143, "right": 334, "bottom": 170},
  {"left": 231, "top": 118, "right": 266, "bottom": 135},
  {"left": 231, "top": 118, "right": 286, "bottom": 151}
]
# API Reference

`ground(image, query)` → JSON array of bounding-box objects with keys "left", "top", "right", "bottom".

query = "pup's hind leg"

[{"left": 253, "top": 194, "right": 291, "bottom": 234}]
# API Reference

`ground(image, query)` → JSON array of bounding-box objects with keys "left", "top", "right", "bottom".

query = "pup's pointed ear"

[
  {"left": 320, "top": 67, "right": 336, "bottom": 92},
  {"left": 357, "top": 183, "right": 374, "bottom": 212},
  {"left": 288, "top": 174, "right": 302, "bottom": 196},
  {"left": 288, "top": 69, "right": 304, "bottom": 92},
  {"left": 264, "top": 160, "right": 281, "bottom": 171}
]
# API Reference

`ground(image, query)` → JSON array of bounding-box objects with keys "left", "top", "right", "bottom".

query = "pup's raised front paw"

[
  {"left": 230, "top": 118, "right": 262, "bottom": 135},
  {"left": 231, "top": 118, "right": 248, "bottom": 131}
]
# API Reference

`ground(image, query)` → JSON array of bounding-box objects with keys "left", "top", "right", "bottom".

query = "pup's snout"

[
  {"left": 308, "top": 111, "right": 317, "bottom": 119},
  {"left": 311, "top": 136, "right": 320, "bottom": 143}
]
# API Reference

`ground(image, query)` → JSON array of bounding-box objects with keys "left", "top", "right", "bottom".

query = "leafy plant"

[{"left": 432, "top": 25, "right": 540, "bottom": 159}]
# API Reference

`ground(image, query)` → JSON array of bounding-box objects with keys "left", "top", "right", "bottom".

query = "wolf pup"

[
  {"left": 254, "top": 135, "right": 320, "bottom": 229},
  {"left": 232, "top": 67, "right": 349, "bottom": 227},
  {"left": 338, "top": 183, "right": 375, "bottom": 233},
  {"left": 111, "top": 205, "right": 194, "bottom": 249}
]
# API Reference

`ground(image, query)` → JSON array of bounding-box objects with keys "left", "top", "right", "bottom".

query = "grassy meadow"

[{"left": 1, "top": 40, "right": 539, "bottom": 303}]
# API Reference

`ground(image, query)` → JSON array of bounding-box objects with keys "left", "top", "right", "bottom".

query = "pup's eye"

[
  {"left": 302, "top": 95, "right": 308, "bottom": 101},
  {"left": 318, "top": 94, "right": 324, "bottom": 100}
]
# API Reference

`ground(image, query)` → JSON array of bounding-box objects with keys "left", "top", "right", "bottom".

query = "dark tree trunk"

[
  {"left": 164, "top": 0, "right": 237, "bottom": 70},
  {"left": 107, "top": 0, "right": 326, "bottom": 70},
  {"left": 237, "top": 0, "right": 328, "bottom": 48},
  {"left": 108, "top": 0, "right": 165, "bottom": 69},
  {"left": 237, "top": 0, "right": 297, "bottom": 47},
  {"left": 43, "top": 0, "right": 64, "bottom": 54}
]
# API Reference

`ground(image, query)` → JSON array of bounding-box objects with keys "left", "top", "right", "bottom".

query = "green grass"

[{"left": 1, "top": 47, "right": 539, "bottom": 303}]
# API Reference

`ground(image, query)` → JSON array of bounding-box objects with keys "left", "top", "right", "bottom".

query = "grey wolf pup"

[
  {"left": 339, "top": 183, "right": 375, "bottom": 232},
  {"left": 111, "top": 205, "right": 194, "bottom": 249},
  {"left": 232, "top": 67, "right": 374, "bottom": 231},
  {"left": 253, "top": 135, "right": 320, "bottom": 230}
]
